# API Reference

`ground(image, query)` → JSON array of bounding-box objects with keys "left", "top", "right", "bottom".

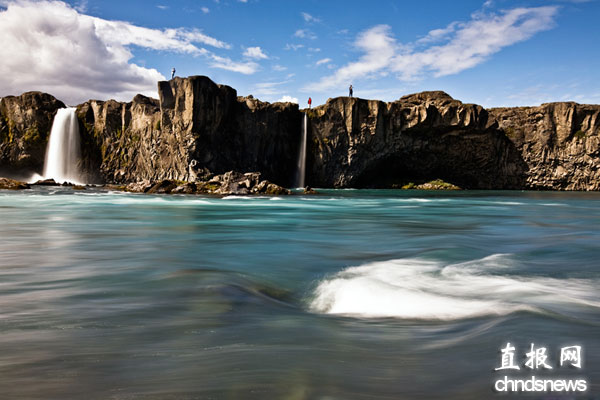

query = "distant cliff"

[{"left": 1, "top": 76, "right": 599, "bottom": 190}]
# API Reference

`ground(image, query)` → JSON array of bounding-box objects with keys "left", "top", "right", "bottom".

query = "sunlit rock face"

[{"left": 489, "top": 102, "right": 600, "bottom": 190}]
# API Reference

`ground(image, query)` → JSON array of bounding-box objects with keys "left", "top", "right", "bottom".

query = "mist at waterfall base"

[
  {"left": 1, "top": 188, "right": 600, "bottom": 398},
  {"left": 295, "top": 112, "right": 307, "bottom": 188},
  {"left": 31, "top": 108, "right": 82, "bottom": 184}
]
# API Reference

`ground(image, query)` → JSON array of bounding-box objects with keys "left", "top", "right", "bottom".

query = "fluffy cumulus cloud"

[
  {"left": 277, "top": 95, "right": 298, "bottom": 104},
  {"left": 305, "top": 6, "right": 558, "bottom": 92},
  {"left": 243, "top": 46, "right": 268, "bottom": 59},
  {"left": 0, "top": 0, "right": 257, "bottom": 104}
]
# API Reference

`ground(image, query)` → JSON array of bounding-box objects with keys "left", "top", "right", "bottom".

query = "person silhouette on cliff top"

[
  {"left": 171, "top": 68, "right": 176, "bottom": 79},
  {"left": 308, "top": 97, "right": 312, "bottom": 108},
  {"left": 349, "top": 84, "right": 353, "bottom": 97}
]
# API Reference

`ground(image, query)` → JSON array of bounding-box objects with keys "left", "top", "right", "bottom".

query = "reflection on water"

[{"left": 1, "top": 187, "right": 599, "bottom": 398}]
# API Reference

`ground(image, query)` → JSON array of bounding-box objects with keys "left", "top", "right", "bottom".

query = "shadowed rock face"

[
  {"left": 1, "top": 78, "right": 600, "bottom": 190},
  {"left": 77, "top": 76, "right": 301, "bottom": 186},
  {"left": 489, "top": 103, "right": 600, "bottom": 190},
  {"left": 307, "top": 92, "right": 528, "bottom": 189},
  {"left": 0, "top": 92, "right": 65, "bottom": 175}
]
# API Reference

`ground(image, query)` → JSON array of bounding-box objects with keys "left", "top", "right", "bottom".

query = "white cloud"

[
  {"left": 277, "top": 95, "right": 298, "bottom": 104},
  {"left": 156, "top": 5, "right": 168, "bottom": 10},
  {"left": 305, "top": 6, "right": 558, "bottom": 92},
  {"left": 304, "top": 24, "right": 396, "bottom": 92},
  {"left": 0, "top": 0, "right": 251, "bottom": 104},
  {"left": 253, "top": 80, "right": 291, "bottom": 96},
  {"left": 284, "top": 43, "right": 304, "bottom": 51},
  {"left": 308, "top": 47, "right": 321, "bottom": 52},
  {"left": 201, "top": 6, "right": 209, "bottom": 13},
  {"left": 272, "top": 64, "right": 287, "bottom": 71},
  {"left": 209, "top": 55, "right": 258, "bottom": 74},
  {"left": 294, "top": 29, "right": 317, "bottom": 40},
  {"left": 301, "top": 12, "right": 320, "bottom": 23},
  {"left": 316, "top": 58, "right": 331, "bottom": 66},
  {"left": 243, "top": 46, "right": 268, "bottom": 60}
]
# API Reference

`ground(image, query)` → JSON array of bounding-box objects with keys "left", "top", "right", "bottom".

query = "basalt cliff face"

[
  {"left": 0, "top": 92, "right": 65, "bottom": 176},
  {"left": 489, "top": 103, "right": 600, "bottom": 190},
  {"left": 307, "top": 92, "right": 527, "bottom": 189},
  {"left": 77, "top": 76, "right": 301, "bottom": 185},
  {"left": 1, "top": 76, "right": 600, "bottom": 190}
]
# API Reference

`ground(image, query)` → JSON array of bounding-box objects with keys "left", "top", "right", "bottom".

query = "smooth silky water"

[{"left": 1, "top": 188, "right": 599, "bottom": 399}]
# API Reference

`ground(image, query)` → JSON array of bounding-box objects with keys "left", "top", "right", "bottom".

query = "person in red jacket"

[{"left": 308, "top": 97, "right": 312, "bottom": 108}]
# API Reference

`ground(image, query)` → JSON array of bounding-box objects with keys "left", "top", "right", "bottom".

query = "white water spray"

[
  {"left": 43, "top": 108, "right": 82, "bottom": 184},
  {"left": 295, "top": 112, "right": 307, "bottom": 188}
]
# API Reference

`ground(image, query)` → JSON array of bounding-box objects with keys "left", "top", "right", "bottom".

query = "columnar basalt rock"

[
  {"left": 306, "top": 93, "right": 527, "bottom": 189},
  {"left": 489, "top": 103, "right": 600, "bottom": 190},
  {"left": 1, "top": 77, "right": 600, "bottom": 190},
  {"left": 76, "top": 76, "right": 301, "bottom": 185}
]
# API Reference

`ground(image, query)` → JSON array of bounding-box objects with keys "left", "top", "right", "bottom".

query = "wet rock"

[
  {"left": 402, "top": 179, "right": 461, "bottom": 190},
  {"left": 146, "top": 180, "right": 180, "bottom": 194},
  {"left": 252, "top": 180, "right": 292, "bottom": 195},
  {"left": 171, "top": 182, "right": 197, "bottom": 194},
  {"left": 33, "top": 178, "right": 58, "bottom": 186},
  {"left": 124, "top": 180, "right": 152, "bottom": 193},
  {"left": 0, "top": 177, "right": 30, "bottom": 190}
]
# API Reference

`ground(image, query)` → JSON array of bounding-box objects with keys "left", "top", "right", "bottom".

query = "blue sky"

[{"left": 0, "top": 0, "right": 598, "bottom": 107}]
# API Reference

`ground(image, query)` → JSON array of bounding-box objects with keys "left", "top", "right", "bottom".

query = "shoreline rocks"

[
  {"left": 119, "top": 171, "right": 291, "bottom": 196},
  {"left": 0, "top": 177, "right": 30, "bottom": 190}
]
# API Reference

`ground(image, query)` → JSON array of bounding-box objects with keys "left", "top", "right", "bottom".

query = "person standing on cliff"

[
  {"left": 349, "top": 84, "right": 353, "bottom": 97},
  {"left": 171, "top": 68, "right": 176, "bottom": 79},
  {"left": 308, "top": 97, "right": 312, "bottom": 108}
]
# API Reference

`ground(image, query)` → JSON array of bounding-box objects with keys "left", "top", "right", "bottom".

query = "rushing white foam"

[
  {"left": 43, "top": 108, "right": 82, "bottom": 184},
  {"left": 310, "top": 254, "right": 600, "bottom": 320}
]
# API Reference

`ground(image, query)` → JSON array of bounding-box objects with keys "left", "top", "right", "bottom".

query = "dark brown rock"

[
  {"left": 306, "top": 94, "right": 524, "bottom": 189},
  {"left": 33, "top": 178, "right": 58, "bottom": 186},
  {"left": 0, "top": 177, "right": 30, "bottom": 190},
  {"left": 0, "top": 92, "right": 65, "bottom": 175}
]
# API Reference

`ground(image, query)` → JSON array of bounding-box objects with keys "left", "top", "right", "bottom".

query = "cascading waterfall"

[
  {"left": 295, "top": 112, "right": 307, "bottom": 188},
  {"left": 43, "top": 108, "right": 82, "bottom": 184}
]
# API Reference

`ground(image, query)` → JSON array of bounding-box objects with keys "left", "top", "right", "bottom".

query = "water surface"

[{"left": 1, "top": 188, "right": 599, "bottom": 399}]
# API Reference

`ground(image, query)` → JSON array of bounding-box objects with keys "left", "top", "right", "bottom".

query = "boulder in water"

[
  {"left": 0, "top": 177, "right": 31, "bottom": 190},
  {"left": 33, "top": 178, "right": 58, "bottom": 186}
]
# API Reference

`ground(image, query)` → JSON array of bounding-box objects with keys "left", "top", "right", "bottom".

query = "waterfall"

[
  {"left": 43, "top": 108, "right": 82, "bottom": 184},
  {"left": 295, "top": 112, "right": 307, "bottom": 188}
]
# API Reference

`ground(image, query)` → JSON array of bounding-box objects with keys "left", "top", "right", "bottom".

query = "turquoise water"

[{"left": 1, "top": 187, "right": 599, "bottom": 399}]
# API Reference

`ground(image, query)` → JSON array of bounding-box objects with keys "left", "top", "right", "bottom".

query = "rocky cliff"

[
  {"left": 0, "top": 92, "right": 65, "bottom": 176},
  {"left": 1, "top": 76, "right": 599, "bottom": 190},
  {"left": 489, "top": 103, "right": 600, "bottom": 190},
  {"left": 306, "top": 92, "right": 526, "bottom": 189},
  {"left": 77, "top": 76, "right": 301, "bottom": 185}
]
